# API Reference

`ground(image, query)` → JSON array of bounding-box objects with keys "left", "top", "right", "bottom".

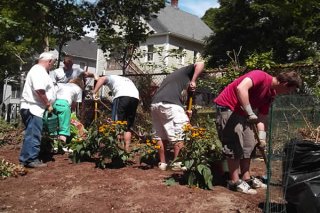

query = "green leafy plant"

[
  {"left": 198, "top": 63, "right": 243, "bottom": 96},
  {"left": 178, "top": 117, "right": 223, "bottom": 189},
  {"left": 245, "top": 50, "right": 276, "bottom": 70},
  {"left": 0, "top": 159, "right": 27, "bottom": 179}
]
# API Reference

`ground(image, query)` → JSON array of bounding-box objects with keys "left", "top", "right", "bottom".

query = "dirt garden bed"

[{"left": 0, "top": 143, "right": 267, "bottom": 213}]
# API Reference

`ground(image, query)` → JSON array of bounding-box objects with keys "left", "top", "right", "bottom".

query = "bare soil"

[{"left": 0, "top": 143, "right": 267, "bottom": 213}]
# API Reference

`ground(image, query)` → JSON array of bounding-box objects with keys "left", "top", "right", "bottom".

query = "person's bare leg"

[
  {"left": 157, "top": 139, "right": 166, "bottom": 163},
  {"left": 173, "top": 141, "right": 184, "bottom": 159},
  {"left": 124, "top": 131, "right": 132, "bottom": 152},
  {"left": 239, "top": 158, "right": 251, "bottom": 180},
  {"left": 228, "top": 158, "right": 241, "bottom": 183}
]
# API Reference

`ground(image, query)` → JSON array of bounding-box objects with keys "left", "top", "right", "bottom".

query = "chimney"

[{"left": 171, "top": 0, "right": 178, "bottom": 8}]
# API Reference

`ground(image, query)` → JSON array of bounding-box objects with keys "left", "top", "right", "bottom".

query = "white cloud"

[{"left": 179, "top": 0, "right": 219, "bottom": 17}]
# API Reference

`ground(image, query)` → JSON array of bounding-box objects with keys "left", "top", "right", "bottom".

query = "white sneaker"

[
  {"left": 171, "top": 162, "right": 187, "bottom": 171},
  {"left": 158, "top": 162, "right": 167, "bottom": 171},
  {"left": 235, "top": 180, "right": 257, "bottom": 195},
  {"left": 62, "top": 147, "right": 73, "bottom": 153},
  {"left": 250, "top": 177, "right": 267, "bottom": 189}
]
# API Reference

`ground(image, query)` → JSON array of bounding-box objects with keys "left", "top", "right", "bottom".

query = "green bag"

[{"left": 43, "top": 110, "right": 59, "bottom": 134}]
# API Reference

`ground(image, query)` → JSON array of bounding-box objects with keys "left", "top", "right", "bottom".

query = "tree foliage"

[
  {"left": 0, "top": 0, "right": 90, "bottom": 81},
  {"left": 47, "top": 0, "right": 92, "bottom": 66},
  {"left": 93, "top": 0, "right": 165, "bottom": 74},
  {"left": 204, "top": 0, "right": 320, "bottom": 67}
]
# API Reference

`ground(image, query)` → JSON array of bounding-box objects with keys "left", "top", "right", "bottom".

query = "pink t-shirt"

[{"left": 214, "top": 70, "right": 276, "bottom": 115}]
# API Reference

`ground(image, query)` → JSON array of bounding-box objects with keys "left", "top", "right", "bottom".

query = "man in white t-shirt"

[
  {"left": 53, "top": 76, "right": 83, "bottom": 143},
  {"left": 92, "top": 75, "right": 140, "bottom": 152},
  {"left": 50, "top": 55, "right": 96, "bottom": 86},
  {"left": 19, "top": 52, "right": 57, "bottom": 168}
]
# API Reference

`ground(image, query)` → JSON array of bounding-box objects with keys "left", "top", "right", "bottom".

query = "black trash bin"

[{"left": 283, "top": 139, "right": 320, "bottom": 213}]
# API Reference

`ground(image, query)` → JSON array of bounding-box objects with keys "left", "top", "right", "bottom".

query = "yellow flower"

[
  {"left": 154, "top": 145, "right": 160, "bottom": 149},
  {"left": 99, "top": 126, "right": 105, "bottom": 132},
  {"left": 183, "top": 123, "right": 192, "bottom": 131}
]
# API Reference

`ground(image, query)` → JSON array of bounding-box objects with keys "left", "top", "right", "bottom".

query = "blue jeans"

[{"left": 19, "top": 109, "right": 43, "bottom": 165}]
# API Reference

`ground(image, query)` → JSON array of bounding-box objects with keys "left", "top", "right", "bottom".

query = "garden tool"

[
  {"left": 252, "top": 124, "right": 268, "bottom": 183},
  {"left": 94, "top": 98, "right": 98, "bottom": 121},
  {"left": 252, "top": 124, "right": 267, "bottom": 166},
  {"left": 186, "top": 91, "right": 194, "bottom": 120}
]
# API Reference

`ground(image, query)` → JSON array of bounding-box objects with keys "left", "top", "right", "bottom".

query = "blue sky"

[
  {"left": 84, "top": 1, "right": 219, "bottom": 18},
  {"left": 178, "top": 0, "right": 219, "bottom": 17}
]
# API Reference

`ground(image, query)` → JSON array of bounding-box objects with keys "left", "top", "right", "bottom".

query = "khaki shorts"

[
  {"left": 215, "top": 108, "right": 257, "bottom": 159},
  {"left": 151, "top": 102, "right": 189, "bottom": 142}
]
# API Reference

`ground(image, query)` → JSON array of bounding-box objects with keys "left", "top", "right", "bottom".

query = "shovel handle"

[
  {"left": 187, "top": 96, "right": 193, "bottom": 111},
  {"left": 252, "top": 124, "right": 267, "bottom": 165}
]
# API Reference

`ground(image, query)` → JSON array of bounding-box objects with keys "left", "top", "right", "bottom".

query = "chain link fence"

[{"left": 265, "top": 95, "right": 320, "bottom": 213}]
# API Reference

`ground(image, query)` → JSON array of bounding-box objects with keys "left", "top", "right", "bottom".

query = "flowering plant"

[
  {"left": 132, "top": 134, "right": 160, "bottom": 166},
  {"left": 70, "top": 118, "right": 131, "bottom": 168},
  {"left": 178, "top": 117, "right": 223, "bottom": 189}
]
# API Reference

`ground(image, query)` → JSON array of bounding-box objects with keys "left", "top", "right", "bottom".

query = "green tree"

[
  {"left": 48, "top": 0, "right": 92, "bottom": 66},
  {"left": 0, "top": 0, "right": 46, "bottom": 80},
  {"left": 93, "top": 0, "right": 165, "bottom": 75},
  {"left": 204, "top": 0, "right": 320, "bottom": 67},
  {"left": 201, "top": 8, "right": 217, "bottom": 31}
]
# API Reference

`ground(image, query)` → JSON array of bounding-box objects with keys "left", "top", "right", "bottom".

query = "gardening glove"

[
  {"left": 244, "top": 104, "right": 258, "bottom": 123},
  {"left": 257, "top": 130, "right": 267, "bottom": 149}
]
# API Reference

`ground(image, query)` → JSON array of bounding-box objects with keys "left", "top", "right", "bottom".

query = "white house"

[{"left": 136, "top": 0, "right": 212, "bottom": 73}]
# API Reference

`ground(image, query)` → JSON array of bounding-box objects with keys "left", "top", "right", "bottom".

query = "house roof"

[
  {"left": 147, "top": 6, "right": 213, "bottom": 43},
  {"left": 63, "top": 36, "right": 98, "bottom": 60}
]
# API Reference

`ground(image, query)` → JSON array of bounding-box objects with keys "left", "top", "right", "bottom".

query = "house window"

[
  {"left": 79, "top": 62, "right": 86, "bottom": 69},
  {"left": 147, "top": 45, "right": 154, "bottom": 61},
  {"left": 11, "top": 86, "right": 20, "bottom": 99}
]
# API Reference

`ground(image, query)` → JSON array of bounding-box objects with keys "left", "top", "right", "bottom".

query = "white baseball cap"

[{"left": 38, "top": 52, "right": 57, "bottom": 61}]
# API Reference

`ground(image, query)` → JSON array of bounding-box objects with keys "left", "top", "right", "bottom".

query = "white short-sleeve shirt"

[
  {"left": 50, "top": 67, "right": 84, "bottom": 84},
  {"left": 56, "top": 83, "right": 82, "bottom": 105},
  {"left": 105, "top": 75, "right": 139, "bottom": 101},
  {"left": 20, "top": 64, "right": 56, "bottom": 117}
]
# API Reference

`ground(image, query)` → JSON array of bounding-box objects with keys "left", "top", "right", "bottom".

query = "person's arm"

[
  {"left": 189, "top": 62, "right": 204, "bottom": 91},
  {"left": 92, "top": 76, "right": 108, "bottom": 94},
  {"left": 35, "top": 89, "right": 53, "bottom": 112},
  {"left": 83, "top": 71, "right": 99, "bottom": 80},
  {"left": 256, "top": 113, "right": 268, "bottom": 148},
  {"left": 236, "top": 77, "right": 258, "bottom": 123},
  {"left": 71, "top": 102, "right": 77, "bottom": 111}
]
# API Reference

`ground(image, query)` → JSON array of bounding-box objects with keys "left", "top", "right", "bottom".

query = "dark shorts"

[
  {"left": 112, "top": 96, "right": 139, "bottom": 130},
  {"left": 215, "top": 106, "right": 257, "bottom": 159}
]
